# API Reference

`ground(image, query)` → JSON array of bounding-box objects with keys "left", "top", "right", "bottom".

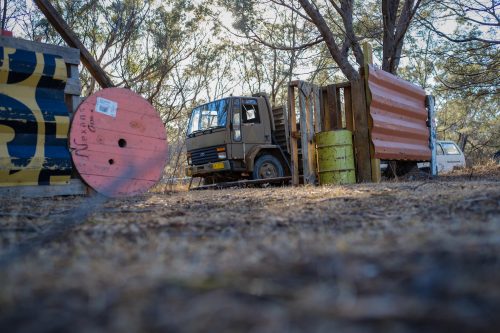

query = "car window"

[
  {"left": 441, "top": 143, "right": 461, "bottom": 155},
  {"left": 242, "top": 99, "right": 260, "bottom": 124},
  {"left": 436, "top": 144, "right": 444, "bottom": 155}
]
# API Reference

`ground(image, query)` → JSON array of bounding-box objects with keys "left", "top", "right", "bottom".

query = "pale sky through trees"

[{"left": 1, "top": 0, "right": 498, "bottom": 161}]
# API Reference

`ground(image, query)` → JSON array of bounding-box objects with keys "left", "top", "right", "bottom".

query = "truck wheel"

[{"left": 253, "top": 154, "right": 284, "bottom": 180}]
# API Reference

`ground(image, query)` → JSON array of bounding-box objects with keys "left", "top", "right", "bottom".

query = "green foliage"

[
  {"left": 8, "top": 0, "right": 498, "bottom": 168},
  {"left": 397, "top": 0, "right": 499, "bottom": 161}
]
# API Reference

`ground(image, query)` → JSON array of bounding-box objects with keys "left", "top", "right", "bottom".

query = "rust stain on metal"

[{"left": 367, "top": 65, "right": 431, "bottom": 161}]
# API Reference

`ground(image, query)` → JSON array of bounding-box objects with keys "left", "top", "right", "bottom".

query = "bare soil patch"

[{"left": 1, "top": 174, "right": 499, "bottom": 332}]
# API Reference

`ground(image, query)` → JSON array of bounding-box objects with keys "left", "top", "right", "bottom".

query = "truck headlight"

[
  {"left": 218, "top": 152, "right": 227, "bottom": 159},
  {"left": 187, "top": 157, "right": 192, "bottom": 165}
]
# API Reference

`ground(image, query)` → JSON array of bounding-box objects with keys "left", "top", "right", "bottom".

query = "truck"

[{"left": 185, "top": 94, "right": 292, "bottom": 184}]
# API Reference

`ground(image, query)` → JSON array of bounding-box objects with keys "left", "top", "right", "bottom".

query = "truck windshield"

[{"left": 187, "top": 98, "right": 229, "bottom": 135}]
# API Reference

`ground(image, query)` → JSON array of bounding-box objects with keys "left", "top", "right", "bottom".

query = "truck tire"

[{"left": 253, "top": 154, "right": 284, "bottom": 180}]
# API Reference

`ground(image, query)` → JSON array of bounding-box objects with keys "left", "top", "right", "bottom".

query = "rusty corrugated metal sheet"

[
  {"left": 0, "top": 46, "right": 72, "bottom": 186},
  {"left": 367, "top": 65, "right": 431, "bottom": 161}
]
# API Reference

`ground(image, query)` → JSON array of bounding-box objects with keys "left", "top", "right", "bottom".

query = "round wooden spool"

[{"left": 70, "top": 88, "right": 168, "bottom": 197}]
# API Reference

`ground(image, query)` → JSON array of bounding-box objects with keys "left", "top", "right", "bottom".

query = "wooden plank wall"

[
  {"left": 287, "top": 79, "right": 373, "bottom": 185},
  {"left": 321, "top": 82, "right": 351, "bottom": 131},
  {"left": 287, "top": 81, "right": 322, "bottom": 185}
]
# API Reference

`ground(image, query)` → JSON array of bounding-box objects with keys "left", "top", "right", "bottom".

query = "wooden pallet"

[
  {"left": 0, "top": 179, "right": 88, "bottom": 198},
  {"left": 0, "top": 37, "right": 87, "bottom": 197},
  {"left": 0, "top": 36, "right": 82, "bottom": 115}
]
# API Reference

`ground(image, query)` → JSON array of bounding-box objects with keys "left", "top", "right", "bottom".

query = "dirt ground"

[{"left": 0, "top": 167, "right": 499, "bottom": 333}]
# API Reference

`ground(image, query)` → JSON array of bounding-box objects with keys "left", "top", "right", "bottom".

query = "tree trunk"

[
  {"left": 458, "top": 133, "right": 468, "bottom": 152},
  {"left": 382, "top": 0, "right": 421, "bottom": 74},
  {"left": 297, "top": 0, "right": 360, "bottom": 81}
]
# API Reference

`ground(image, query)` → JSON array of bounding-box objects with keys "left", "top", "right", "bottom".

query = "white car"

[
  {"left": 381, "top": 140, "right": 466, "bottom": 174},
  {"left": 433, "top": 140, "right": 466, "bottom": 173}
]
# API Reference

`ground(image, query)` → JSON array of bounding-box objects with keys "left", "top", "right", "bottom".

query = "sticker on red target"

[
  {"left": 95, "top": 97, "right": 118, "bottom": 117},
  {"left": 70, "top": 88, "right": 169, "bottom": 197}
]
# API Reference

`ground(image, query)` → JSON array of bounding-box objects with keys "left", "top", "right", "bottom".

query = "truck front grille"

[{"left": 190, "top": 146, "right": 223, "bottom": 165}]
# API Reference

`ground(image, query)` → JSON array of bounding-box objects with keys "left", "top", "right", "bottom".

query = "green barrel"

[{"left": 316, "top": 130, "right": 356, "bottom": 185}]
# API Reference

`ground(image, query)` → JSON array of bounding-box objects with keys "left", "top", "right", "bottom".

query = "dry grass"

[
  {"left": 442, "top": 160, "right": 500, "bottom": 181},
  {"left": 0, "top": 172, "right": 499, "bottom": 332}
]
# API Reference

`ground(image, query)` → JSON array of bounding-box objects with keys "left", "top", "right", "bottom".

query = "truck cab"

[{"left": 185, "top": 95, "right": 289, "bottom": 183}]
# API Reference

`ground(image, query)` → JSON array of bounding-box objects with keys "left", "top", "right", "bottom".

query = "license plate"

[{"left": 212, "top": 162, "right": 225, "bottom": 170}]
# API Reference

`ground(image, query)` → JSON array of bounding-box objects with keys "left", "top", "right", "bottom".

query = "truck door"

[
  {"left": 241, "top": 98, "right": 268, "bottom": 144},
  {"left": 436, "top": 143, "right": 445, "bottom": 173},
  {"left": 229, "top": 98, "right": 244, "bottom": 160},
  {"left": 229, "top": 98, "right": 269, "bottom": 161},
  {"left": 440, "top": 142, "right": 466, "bottom": 172}
]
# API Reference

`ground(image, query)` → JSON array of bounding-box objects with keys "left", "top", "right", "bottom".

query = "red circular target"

[{"left": 70, "top": 88, "right": 168, "bottom": 197}]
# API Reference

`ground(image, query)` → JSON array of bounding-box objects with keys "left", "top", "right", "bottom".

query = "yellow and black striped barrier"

[{"left": 0, "top": 46, "right": 72, "bottom": 186}]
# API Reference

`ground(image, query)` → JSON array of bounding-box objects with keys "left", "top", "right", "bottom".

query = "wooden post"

[
  {"left": 363, "top": 42, "right": 381, "bottom": 183},
  {"left": 287, "top": 84, "right": 300, "bottom": 186},
  {"left": 306, "top": 85, "right": 317, "bottom": 185},
  {"left": 283, "top": 101, "right": 290, "bottom": 153},
  {"left": 321, "top": 88, "right": 328, "bottom": 131},
  {"left": 313, "top": 86, "right": 322, "bottom": 134},
  {"left": 326, "top": 85, "right": 338, "bottom": 130},
  {"left": 304, "top": 84, "right": 316, "bottom": 185},
  {"left": 351, "top": 79, "right": 372, "bottom": 182},
  {"left": 298, "top": 82, "right": 316, "bottom": 185},
  {"left": 34, "top": 0, "right": 114, "bottom": 89},
  {"left": 344, "top": 86, "right": 353, "bottom": 132}
]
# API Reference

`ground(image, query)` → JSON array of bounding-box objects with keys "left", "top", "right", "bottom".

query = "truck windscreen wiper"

[
  {"left": 187, "top": 129, "right": 204, "bottom": 138},
  {"left": 188, "top": 126, "right": 225, "bottom": 137},
  {"left": 203, "top": 126, "right": 225, "bottom": 134}
]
